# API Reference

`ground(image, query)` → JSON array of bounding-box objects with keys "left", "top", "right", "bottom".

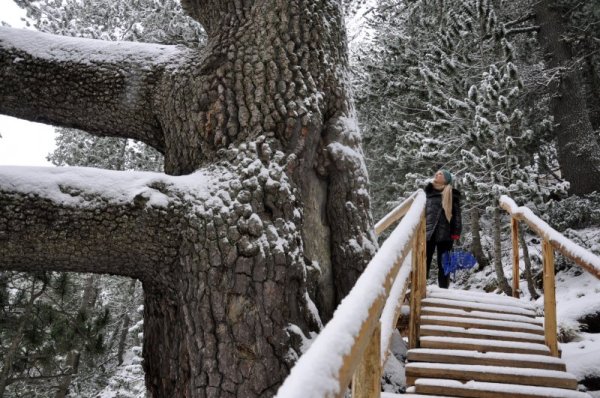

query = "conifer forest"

[{"left": 1, "top": 0, "right": 600, "bottom": 397}]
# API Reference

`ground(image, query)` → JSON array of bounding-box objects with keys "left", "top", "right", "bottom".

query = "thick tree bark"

[
  {"left": 0, "top": 1, "right": 375, "bottom": 396},
  {"left": 534, "top": 0, "right": 600, "bottom": 195},
  {"left": 0, "top": 28, "right": 182, "bottom": 152}
]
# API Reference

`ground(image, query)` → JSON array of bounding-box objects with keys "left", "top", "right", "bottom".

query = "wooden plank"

[
  {"left": 420, "top": 306, "right": 543, "bottom": 326},
  {"left": 542, "top": 239, "right": 559, "bottom": 357},
  {"left": 421, "top": 298, "right": 537, "bottom": 317},
  {"left": 426, "top": 288, "right": 536, "bottom": 311},
  {"left": 511, "top": 217, "right": 520, "bottom": 298},
  {"left": 414, "top": 379, "right": 591, "bottom": 398},
  {"left": 405, "top": 363, "right": 578, "bottom": 389},
  {"left": 352, "top": 322, "right": 381, "bottom": 398},
  {"left": 420, "top": 337, "right": 550, "bottom": 355},
  {"left": 419, "top": 325, "right": 545, "bottom": 344},
  {"left": 420, "top": 315, "right": 545, "bottom": 335},
  {"left": 406, "top": 349, "right": 566, "bottom": 371}
]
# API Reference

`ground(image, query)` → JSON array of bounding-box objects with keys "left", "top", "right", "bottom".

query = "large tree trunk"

[
  {"left": 535, "top": 0, "right": 600, "bottom": 195},
  {"left": 0, "top": 1, "right": 376, "bottom": 396}
]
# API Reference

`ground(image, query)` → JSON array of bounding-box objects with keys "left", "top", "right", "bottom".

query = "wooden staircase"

[
  {"left": 276, "top": 193, "right": 600, "bottom": 398},
  {"left": 401, "top": 287, "right": 590, "bottom": 398}
]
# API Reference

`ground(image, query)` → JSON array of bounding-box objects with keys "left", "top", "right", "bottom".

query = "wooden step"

[
  {"left": 422, "top": 297, "right": 537, "bottom": 317},
  {"left": 413, "top": 379, "right": 592, "bottom": 398},
  {"left": 421, "top": 306, "right": 544, "bottom": 326},
  {"left": 427, "top": 287, "right": 536, "bottom": 311},
  {"left": 420, "top": 336, "right": 551, "bottom": 356},
  {"left": 384, "top": 391, "right": 455, "bottom": 398},
  {"left": 420, "top": 315, "right": 545, "bottom": 335},
  {"left": 407, "top": 348, "right": 566, "bottom": 371},
  {"left": 406, "top": 363, "right": 578, "bottom": 389},
  {"left": 420, "top": 325, "right": 546, "bottom": 344}
]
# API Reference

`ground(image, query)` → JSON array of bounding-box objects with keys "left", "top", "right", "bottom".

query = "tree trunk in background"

[
  {"left": 535, "top": 0, "right": 600, "bottom": 195},
  {"left": 0, "top": 281, "right": 45, "bottom": 397},
  {"left": 54, "top": 275, "right": 97, "bottom": 398},
  {"left": 518, "top": 228, "right": 539, "bottom": 300},
  {"left": 493, "top": 208, "right": 512, "bottom": 295},
  {"left": 117, "top": 280, "right": 138, "bottom": 366},
  {"left": 470, "top": 207, "right": 490, "bottom": 271}
]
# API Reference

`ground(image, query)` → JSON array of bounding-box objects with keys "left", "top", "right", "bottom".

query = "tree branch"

[
  {"left": 505, "top": 26, "right": 540, "bottom": 37},
  {"left": 0, "top": 166, "right": 186, "bottom": 281},
  {"left": 504, "top": 12, "right": 536, "bottom": 28},
  {"left": 0, "top": 27, "right": 190, "bottom": 152}
]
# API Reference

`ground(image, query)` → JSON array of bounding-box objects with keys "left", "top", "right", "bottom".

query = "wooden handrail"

[
  {"left": 374, "top": 191, "right": 419, "bottom": 236},
  {"left": 500, "top": 195, "right": 600, "bottom": 357},
  {"left": 275, "top": 190, "right": 426, "bottom": 398},
  {"left": 500, "top": 196, "right": 600, "bottom": 279}
]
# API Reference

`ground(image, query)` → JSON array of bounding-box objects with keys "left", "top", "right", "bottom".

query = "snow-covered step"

[
  {"left": 405, "top": 363, "right": 578, "bottom": 389},
  {"left": 427, "top": 287, "right": 536, "bottom": 311},
  {"left": 421, "top": 306, "right": 544, "bottom": 326},
  {"left": 420, "top": 325, "right": 546, "bottom": 344},
  {"left": 412, "top": 378, "right": 592, "bottom": 398},
  {"left": 407, "top": 348, "right": 566, "bottom": 371},
  {"left": 420, "top": 315, "right": 545, "bottom": 335},
  {"left": 420, "top": 336, "right": 551, "bottom": 355},
  {"left": 384, "top": 392, "right": 455, "bottom": 398},
  {"left": 422, "top": 297, "right": 537, "bottom": 317}
]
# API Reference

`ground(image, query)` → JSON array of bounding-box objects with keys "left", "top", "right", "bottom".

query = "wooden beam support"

[
  {"left": 408, "top": 213, "right": 426, "bottom": 352},
  {"left": 352, "top": 322, "right": 382, "bottom": 398},
  {"left": 542, "top": 239, "right": 559, "bottom": 357},
  {"left": 511, "top": 217, "right": 520, "bottom": 298}
]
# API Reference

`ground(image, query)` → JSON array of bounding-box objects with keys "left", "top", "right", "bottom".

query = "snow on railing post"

[
  {"left": 542, "top": 239, "right": 559, "bottom": 357},
  {"left": 511, "top": 217, "right": 520, "bottom": 298}
]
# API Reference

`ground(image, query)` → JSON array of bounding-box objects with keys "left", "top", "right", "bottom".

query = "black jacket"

[{"left": 425, "top": 183, "right": 462, "bottom": 242}]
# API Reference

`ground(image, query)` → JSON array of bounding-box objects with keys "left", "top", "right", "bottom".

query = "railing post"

[
  {"left": 542, "top": 239, "right": 559, "bottom": 357},
  {"left": 351, "top": 322, "right": 382, "bottom": 398},
  {"left": 408, "top": 213, "right": 426, "bottom": 351},
  {"left": 419, "top": 213, "right": 427, "bottom": 299},
  {"left": 511, "top": 217, "right": 520, "bottom": 298}
]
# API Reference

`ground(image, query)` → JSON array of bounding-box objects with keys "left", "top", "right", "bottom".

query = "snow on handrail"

[
  {"left": 500, "top": 195, "right": 600, "bottom": 280},
  {"left": 275, "top": 190, "right": 426, "bottom": 398}
]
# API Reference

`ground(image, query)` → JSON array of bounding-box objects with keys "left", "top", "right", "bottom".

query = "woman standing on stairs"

[{"left": 425, "top": 169, "right": 462, "bottom": 288}]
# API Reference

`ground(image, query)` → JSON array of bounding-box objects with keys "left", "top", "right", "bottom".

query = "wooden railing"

[
  {"left": 275, "top": 190, "right": 427, "bottom": 398},
  {"left": 500, "top": 195, "right": 600, "bottom": 357}
]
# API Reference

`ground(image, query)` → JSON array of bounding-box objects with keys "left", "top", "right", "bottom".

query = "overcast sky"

[{"left": 0, "top": 0, "right": 56, "bottom": 167}]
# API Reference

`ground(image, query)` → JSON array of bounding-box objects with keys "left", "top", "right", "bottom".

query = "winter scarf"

[{"left": 432, "top": 181, "right": 453, "bottom": 222}]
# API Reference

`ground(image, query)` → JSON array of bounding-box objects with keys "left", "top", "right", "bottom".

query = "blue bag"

[{"left": 442, "top": 250, "right": 477, "bottom": 276}]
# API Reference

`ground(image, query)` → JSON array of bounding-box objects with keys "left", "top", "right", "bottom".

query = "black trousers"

[{"left": 426, "top": 239, "right": 454, "bottom": 288}]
